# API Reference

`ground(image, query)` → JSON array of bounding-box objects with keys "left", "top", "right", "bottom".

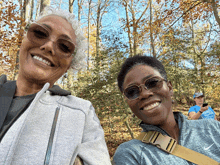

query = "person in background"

[
  {"left": 188, "top": 92, "right": 217, "bottom": 120},
  {"left": 113, "top": 55, "right": 220, "bottom": 165},
  {"left": 0, "top": 7, "right": 111, "bottom": 165}
]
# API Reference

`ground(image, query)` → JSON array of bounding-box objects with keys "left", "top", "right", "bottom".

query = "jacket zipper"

[{"left": 44, "top": 106, "right": 60, "bottom": 165}]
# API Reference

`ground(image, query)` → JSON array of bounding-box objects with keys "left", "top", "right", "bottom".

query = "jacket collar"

[
  {"left": 48, "top": 85, "right": 71, "bottom": 96},
  {"left": 0, "top": 81, "right": 16, "bottom": 129}
]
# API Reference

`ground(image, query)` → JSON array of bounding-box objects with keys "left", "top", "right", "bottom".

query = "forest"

[{"left": 1, "top": 0, "right": 220, "bottom": 158}]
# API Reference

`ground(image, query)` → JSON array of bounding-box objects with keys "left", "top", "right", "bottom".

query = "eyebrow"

[
  {"left": 142, "top": 75, "right": 155, "bottom": 82},
  {"left": 42, "top": 23, "right": 74, "bottom": 42}
]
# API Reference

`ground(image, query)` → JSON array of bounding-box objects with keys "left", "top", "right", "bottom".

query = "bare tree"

[
  {"left": 69, "top": 0, "right": 76, "bottom": 13},
  {"left": 210, "top": 0, "right": 220, "bottom": 28},
  {"left": 78, "top": 0, "right": 84, "bottom": 21},
  {"left": 95, "top": 0, "right": 110, "bottom": 59},
  {"left": 20, "top": 0, "right": 26, "bottom": 20},
  {"left": 124, "top": 0, "right": 133, "bottom": 56},
  {"left": 121, "top": 0, "right": 149, "bottom": 56},
  {"left": 87, "top": 0, "right": 92, "bottom": 70},
  {"left": 30, "top": 0, "right": 34, "bottom": 21},
  {"left": 149, "top": 0, "right": 155, "bottom": 57},
  {"left": 40, "top": 0, "right": 51, "bottom": 12},
  {"left": 25, "top": 0, "right": 32, "bottom": 22}
]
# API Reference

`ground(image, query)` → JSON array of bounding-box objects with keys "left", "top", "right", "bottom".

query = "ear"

[{"left": 167, "top": 80, "right": 173, "bottom": 96}]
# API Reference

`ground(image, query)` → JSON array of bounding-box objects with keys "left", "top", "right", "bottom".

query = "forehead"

[
  {"left": 195, "top": 96, "right": 204, "bottom": 99},
  {"left": 36, "top": 15, "right": 76, "bottom": 42},
  {"left": 123, "top": 65, "right": 162, "bottom": 87}
]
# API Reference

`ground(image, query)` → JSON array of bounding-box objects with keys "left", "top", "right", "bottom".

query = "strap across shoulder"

[{"left": 136, "top": 131, "right": 220, "bottom": 165}]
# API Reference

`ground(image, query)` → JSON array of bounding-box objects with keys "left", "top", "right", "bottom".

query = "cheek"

[
  {"left": 19, "top": 39, "right": 32, "bottom": 54},
  {"left": 127, "top": 100, "right": 140, "bottom": 114},
  {"left": 59, "top": 58, "right": 72, "bottom": 68}
]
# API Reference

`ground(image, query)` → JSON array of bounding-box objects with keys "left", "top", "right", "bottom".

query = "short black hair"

[{"left": 117, "top": 55, "right": 167, "bottom": 92}]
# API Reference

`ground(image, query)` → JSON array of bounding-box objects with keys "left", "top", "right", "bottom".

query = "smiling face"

[
  {"left": 194, "top": 96, "right": 204, "bottom": 106},
  {"left": 123, "top": 65, "right": 174, "bottom": 126},
  {"left": 18, "top": 15, "right": 76, "bottom": 86}
]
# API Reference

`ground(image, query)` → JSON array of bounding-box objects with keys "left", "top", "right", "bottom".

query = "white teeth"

[
  {"left": 33, "top": 55, "right": 51, "bottom": 66},
  {"left": 143, "top": 102, "right": 160, "bottom": 111}
]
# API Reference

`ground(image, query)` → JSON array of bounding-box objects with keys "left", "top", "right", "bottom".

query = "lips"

[
  {"left": 31, "top": 54, "right": 55, "bottom": 67},
  {"left": 140, "top": 101, "right": 161, "bottom": 111}
]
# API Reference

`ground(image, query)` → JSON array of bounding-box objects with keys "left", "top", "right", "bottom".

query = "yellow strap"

[{"left": 136, "top": 131, "right": 220, "bottom": 165}]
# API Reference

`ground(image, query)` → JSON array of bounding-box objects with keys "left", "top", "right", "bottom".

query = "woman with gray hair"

[{"left": 0, "top": 7, "right": 111, "bottom": 165}]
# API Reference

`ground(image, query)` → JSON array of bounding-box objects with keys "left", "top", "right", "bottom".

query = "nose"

[
  {"left": 40, "top": 40, "right": 55, "bottom": 56},
  {"left": 139, "top": 85, "right": 153, "bottom": 100}
]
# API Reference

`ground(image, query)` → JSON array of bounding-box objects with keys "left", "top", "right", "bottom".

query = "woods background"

[{"left": 1, "top": 0, "right": 220, "bottom": 157}]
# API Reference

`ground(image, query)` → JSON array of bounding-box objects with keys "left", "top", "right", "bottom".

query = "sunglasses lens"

[
  {"left": 28, "top": 24, "right": 49, "bottom": 44},
  {"left": 145, "top": 78, "right": 161, "bottom": 90},
  {"left": 57, "top": 39, "right": 75, "bottom": 56},
  {"left": 124, "top": 86, "right": 140, "bottom": 100}
]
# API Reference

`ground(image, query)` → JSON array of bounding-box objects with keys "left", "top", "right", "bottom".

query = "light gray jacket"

[{"left": 0, "top": 82, "right": 111, "bottom": 165}]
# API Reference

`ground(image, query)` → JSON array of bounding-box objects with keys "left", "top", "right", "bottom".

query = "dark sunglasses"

[
  {"left": 27, "top": 22, "right": 76, "bottom": 58},
  {"left": 123, "top": 76, "right": 166, "bottom": 100}
]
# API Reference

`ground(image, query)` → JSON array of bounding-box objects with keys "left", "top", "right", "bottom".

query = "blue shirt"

[
  {"left": 113, "top": 112, "right": 220, "bottom": 165},
  {"left": 188, "top": 105, "right": 215, "bottom": 119}
]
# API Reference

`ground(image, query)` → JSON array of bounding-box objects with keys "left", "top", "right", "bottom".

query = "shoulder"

[
  {"left": 113, "top": 139, "right": 144, "bottom": 164},
  {"left": 0, "top": 74, "right": 7, "bottom": 85},
  {"left": 60, "top": 95, "right": 91, "bottom": 107},
  {"left": 116, "top": 139, "right": 144, "bottom": 152},
  {"left": 41, "top": 90, "right": 93, "bottom": 114},
  {"left": 208, "top": 106, "right": 214, "bottom": 111},
  {"left": 188, "top": 105, "right": 198, "bottom": 112},
  {"left": 187, "top": 118, "right": 220, "bottom": 132},
  {"left": 58, "top": 95, "right": 93, "bottom": 114}
]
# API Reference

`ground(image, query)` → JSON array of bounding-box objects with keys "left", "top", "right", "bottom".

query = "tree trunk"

[
  {"left": 40, "top": 0, "right": 51, "bottom": 13},
  {"left": 69, "top": 0, "right": 75, "bottom": 13},
  {"left": 96, "top": 0, "right": 101, "bottom": 59},
  {"left": 21, "top": 0, "right": 26, "bottom": 20},
  {"left": 211, "top": 0, "right": 220, "bottom": 29},
  {"left": 124, "top": 0, "right": 133, "bottom": 57},
  {"left": 130, "top": 0, "right": 137, "bottom": 56},
  {"left": 87, "top": 0, "right": 92, "bottom": 70},
  {"left": 149, "top": 0, "right": 156, "bottom": 57},
  {"left": 30, "top": 0, "right": 34, "bottom": 21},
  {"left": 25, "top": 0, "right": 32, "bottom": 22},
  {"left": 59, "top": 0, "right": 63, "bottom": 8},
  {"left": 78, "top": 0, "right": 84, "bottom": 21},
  {"left": 35, "top": 0, "right": 41, "bottom": 18},
  {"left": 129, "top": 0, "right": 149, "bottom": 56}
]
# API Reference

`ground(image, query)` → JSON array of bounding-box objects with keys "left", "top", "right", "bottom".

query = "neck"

[
  {"left": 15, "top": 75, "right": 44, "bottom": 96},
  {"left": 160, "top": 113, "right": 179, "bottom": 142}
]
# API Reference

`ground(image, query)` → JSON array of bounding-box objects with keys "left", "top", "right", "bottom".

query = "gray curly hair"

[{"left": 36, "top": 6, "right": 87, "bottom": 72}]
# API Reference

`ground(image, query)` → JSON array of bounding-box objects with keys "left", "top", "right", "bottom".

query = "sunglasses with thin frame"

[
  {"left": 123, "top": 76, "right": 166, "bottom": 100},
  {"left": 27, "top": 22, "right": 76, "bottom": 58}
]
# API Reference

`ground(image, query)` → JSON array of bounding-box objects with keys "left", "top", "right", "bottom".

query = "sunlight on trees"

[
  {"left": 0, "top": 0, "right": 26, "bottom": 79},
  {"left": 1, "top": 0, "right": 220, "bottom": 157}
]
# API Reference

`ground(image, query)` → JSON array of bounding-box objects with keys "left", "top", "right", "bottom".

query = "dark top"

[{"left": 0, "top": 94, "right": 36, "bottom": 141}]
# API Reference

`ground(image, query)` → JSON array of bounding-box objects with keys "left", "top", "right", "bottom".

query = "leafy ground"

[{"left": 101, "top": 105, "right": 220, "bottom": 159}]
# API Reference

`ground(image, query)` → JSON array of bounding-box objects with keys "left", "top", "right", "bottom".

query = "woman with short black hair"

[{"left": 113, "top": 55, "right": 220, "bottom": 165}]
